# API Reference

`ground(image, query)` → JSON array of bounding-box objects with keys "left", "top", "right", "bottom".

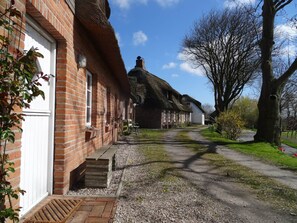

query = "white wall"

[{"left": 190, "top": 102, "right": 205, "bottom": 125}]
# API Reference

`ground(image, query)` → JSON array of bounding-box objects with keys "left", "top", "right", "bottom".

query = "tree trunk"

[
  {"left": 254, "top": 81, "right": 282, "bottom": 146},
  {"left": 255, "top": 0, "right": 297, "bottom": 146},
  {"left": 255, "top": 0, "right": 281, "bottom": 146}
]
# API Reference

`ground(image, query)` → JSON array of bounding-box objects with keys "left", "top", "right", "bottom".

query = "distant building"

[
  {"left": 182, "top": 95, "right": 205, "bottom": 125},
  {"left": 128, "top": 56, "right": 192, "bottom": 129}
]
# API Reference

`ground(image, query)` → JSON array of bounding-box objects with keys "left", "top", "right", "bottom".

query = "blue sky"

[{"left": 109, "top": 0, "right": 297, "bottom": 107}]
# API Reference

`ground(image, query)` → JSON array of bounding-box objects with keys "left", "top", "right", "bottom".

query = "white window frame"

[{"left": 86, "top": 70, "right": 92, "bottom": 127}]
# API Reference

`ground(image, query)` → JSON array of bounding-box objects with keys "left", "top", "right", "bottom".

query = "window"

[
  {"left": 103, "top": 86, "right": 111, "bottom": 124},
  {"left": 107, "top": 88, "right": 111, "bottom": 123},
  {"left": 115, "top": 94, "right": 118, "bottom": 119},
  {"left": 86, "top": 71, "right": 92, "bottom": 126}
]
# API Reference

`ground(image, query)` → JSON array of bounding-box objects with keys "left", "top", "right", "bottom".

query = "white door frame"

[{"left": 22, "top": 16, "right": 56, "bottom": 207}]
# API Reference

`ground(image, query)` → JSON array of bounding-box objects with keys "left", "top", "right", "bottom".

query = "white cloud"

[
  {"left": 178, "top": 51, "right": 205, "bottom": 76},
  {"left": 162, "top": 62, "right": 177, "bottom": 69},
  {"left": 179, "top": 62, "right": 205, "bottom": 76},
  {"left": 224, "top": 0, "right": 255, "bottom": 8},
  {"left": 112, "top": 0, "right": 147, "bottom": 10},
  {"left": 171, "top": 73, "right": 179, "bottom": 78},
  {"left": 112, "top": 0, "right": 130, "bottom": 9},
  {"left": 275, "top": 22, "right": 297, "bottom": 58},
  {"left": 276, "top": 23, "right": 297, "bottom": 40},
  {"left": 133, "top": 31, "right": 148, "bottom": 46},
  {"left": 155, "top": 0, "right": 179, "bottom": 7},
  {"left": 177, "top": 51, "right": 187, "bottom": 61},
  {"left": 280, "top": 44, "right": 297, "bottom": 58}
]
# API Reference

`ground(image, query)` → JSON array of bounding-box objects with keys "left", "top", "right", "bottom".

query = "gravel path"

[
  {"left": 67, "top": 130, "right": 296, "bottom": 222},
  {"left": 113, "top": 129, "right": 296, "bottom": 223}
]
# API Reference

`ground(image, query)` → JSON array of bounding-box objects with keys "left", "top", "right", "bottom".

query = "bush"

[
  {"left": 217, "top": 111, "right": 245, "bottom": 140},
  {"left": 231, "top": 96, "right": 258, "bottom": 129}
]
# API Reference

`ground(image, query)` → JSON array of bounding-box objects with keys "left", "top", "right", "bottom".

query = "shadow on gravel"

[
  {"left": 117, "top": 130, "right": 297, "bottom": 222},
  {"left": 119, "top": 132, "right": 223, "bottom": 183}
]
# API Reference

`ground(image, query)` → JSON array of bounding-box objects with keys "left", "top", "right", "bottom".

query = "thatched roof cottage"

[{"left": 128, "top": 57, "right": 192, "bottom": 128}]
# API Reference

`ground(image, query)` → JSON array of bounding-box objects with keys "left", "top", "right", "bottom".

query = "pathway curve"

[
  {"left": 163, "top": 128, "right": 296, "bottom": 223},
  {"left": 238, "top": 129, "right": 297, "bottom": 156},
  {"left": 191, "top": 128, "right": 297, "bottom": 190}
]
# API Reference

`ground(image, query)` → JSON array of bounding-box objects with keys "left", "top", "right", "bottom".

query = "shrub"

[
  {"left": 217, "top": 110, "right": 245, "bottom": 140},
  {"left": 231, "top": 96, "right": 258, "bottom": 129}
]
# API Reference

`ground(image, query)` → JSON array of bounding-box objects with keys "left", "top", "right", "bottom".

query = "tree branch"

[
  {"left": 277, "top": 57, "right": 297, "bottom": 85},
  {"left": 274, "top": 0, "right": 293, "bottom": 12}
]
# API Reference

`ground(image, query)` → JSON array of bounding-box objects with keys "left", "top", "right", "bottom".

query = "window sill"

[{"left": 85, "top": 127, "right": 99, "bottom": 140}]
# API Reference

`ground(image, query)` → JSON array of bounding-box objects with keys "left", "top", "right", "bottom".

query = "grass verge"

[
  {"left": 281, "top": 137, "right": 297, "bottom": 149},
  {"left": 201, "top": 128, "right": 297, "bottom": 171},
  {"left": 281, "top": 131, "right": 297, "bottom": 148},
  {"left": 178, "top": 129, "right": 297, "bottom": 214}
]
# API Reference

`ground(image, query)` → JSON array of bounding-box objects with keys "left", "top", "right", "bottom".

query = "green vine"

[{"left": 0, "top": 1, "right": 48, "bottom": 222}]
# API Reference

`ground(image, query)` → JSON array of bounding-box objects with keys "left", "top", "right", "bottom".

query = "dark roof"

[
  {"left": 75, "top": 0, "right": 130, "bottom": 96},
  {"left": 182, "top": 94, "right": 205, "bottom": 113},
  {"left": 128, "top": 67, "right": 191, "bottom": 112}
]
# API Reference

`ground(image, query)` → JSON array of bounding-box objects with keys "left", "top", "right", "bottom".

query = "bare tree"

[
  {"left": 182, "top": 7, "right": 261, "bottom": 117},
  {"left": 281, "top": 77, "right": 297, "bottom": 131},
  {"left": 254, "top": 0, "right": 297, "bottom": 145}
]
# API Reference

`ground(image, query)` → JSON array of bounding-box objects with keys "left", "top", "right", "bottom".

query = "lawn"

[
  {"left": 200, "top": 128, "right": 297, "bottom": 171},
  {"left": 282, "top": 131, "right": 297, "bottom": 149}
]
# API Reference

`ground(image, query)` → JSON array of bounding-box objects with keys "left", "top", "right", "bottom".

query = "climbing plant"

[{"left": 0, "top": 1, "right": 48, "bottom": 222}]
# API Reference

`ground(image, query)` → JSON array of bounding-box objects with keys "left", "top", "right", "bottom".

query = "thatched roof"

[
  {"left": 75, "top": 0, "right": 130, "bottom": 96},
  {"left": 128, "top": 59, "right": 191, "bottom": 112},
  {"left": 182, "top": 94, "right": 205, "bottom": 113}
]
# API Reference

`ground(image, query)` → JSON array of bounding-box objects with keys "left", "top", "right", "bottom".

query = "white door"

[{"left": 20, "top": 18, "right": 56, "bottom": 216}]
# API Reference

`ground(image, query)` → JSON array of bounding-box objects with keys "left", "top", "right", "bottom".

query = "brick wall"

[
  {"left": 2, "top": 0, "right": 128, "bottom": 208},
  {"left": 0, "top": 0, "right": 26, "bottom": 211}
]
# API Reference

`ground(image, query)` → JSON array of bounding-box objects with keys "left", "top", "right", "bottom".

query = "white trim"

[
  {"left": 47, "top": 31, "right": 56, "bottom": 196},
  {"left": 26, "top": 15, "right": 55, "bottom": 43},
  {"left": 86, "top": 70, "right": 92, "bottom": 127},
  {"left": 24, "top": 15, "right": 56, "bottom": 205}
]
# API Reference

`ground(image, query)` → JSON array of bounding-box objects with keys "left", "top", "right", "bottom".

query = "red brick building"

[{"left": 0, "top": 0, "right": 131, "bottom": 216}]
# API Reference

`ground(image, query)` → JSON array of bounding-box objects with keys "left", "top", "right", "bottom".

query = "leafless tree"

[
  {"left": 254, "top": 0, "right": 297, "bottom": 146},
  {"left": 281, "top": 77, "right": 297, "bottom": 131},
  {"left": 182, "top": 7, "right": 261, "bottom": 117}
]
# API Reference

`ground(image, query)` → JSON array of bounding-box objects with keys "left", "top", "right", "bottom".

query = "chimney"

[{"left": 135, "top": 56, "right": 146, "bottom": 70}]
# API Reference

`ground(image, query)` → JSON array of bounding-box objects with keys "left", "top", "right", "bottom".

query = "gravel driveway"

[{"left": 113, "top": 129, "right": 296, "bottom": 223}]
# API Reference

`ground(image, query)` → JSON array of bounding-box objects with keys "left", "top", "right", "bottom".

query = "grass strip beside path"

[
  {"left": 282, "top": 131, "right": 297, "bottom": 149},
  {"left": 201, "top": 128, "right": 297, "bottom": 171},
  {"left": 136, "top": 129, "right": 180, "bottom": 185},
  {"left": 178, "top": 130, "right": 297, "bottom": 214}
]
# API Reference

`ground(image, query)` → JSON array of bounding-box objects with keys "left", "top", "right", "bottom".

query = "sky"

[{"left": 109, "top": 0, "right": 297, "bottom": 107}]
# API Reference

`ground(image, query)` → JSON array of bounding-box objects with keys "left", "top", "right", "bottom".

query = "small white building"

[{"left": 182, "top": 95, "right": 205, "bottom": 125}]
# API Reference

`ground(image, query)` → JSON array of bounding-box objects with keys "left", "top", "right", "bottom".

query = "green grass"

[
  {"left": 282, "top": 131, "right": 297, "bottom": 149},
  {"left": 200, "top": 128, "right": 297, "bottom": 171},
  {"left": 178, "top": 129, "right": 297, "bottom": 213},
  {"left": 282, "top": 138, "right": 297, "bottom": 149}
]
